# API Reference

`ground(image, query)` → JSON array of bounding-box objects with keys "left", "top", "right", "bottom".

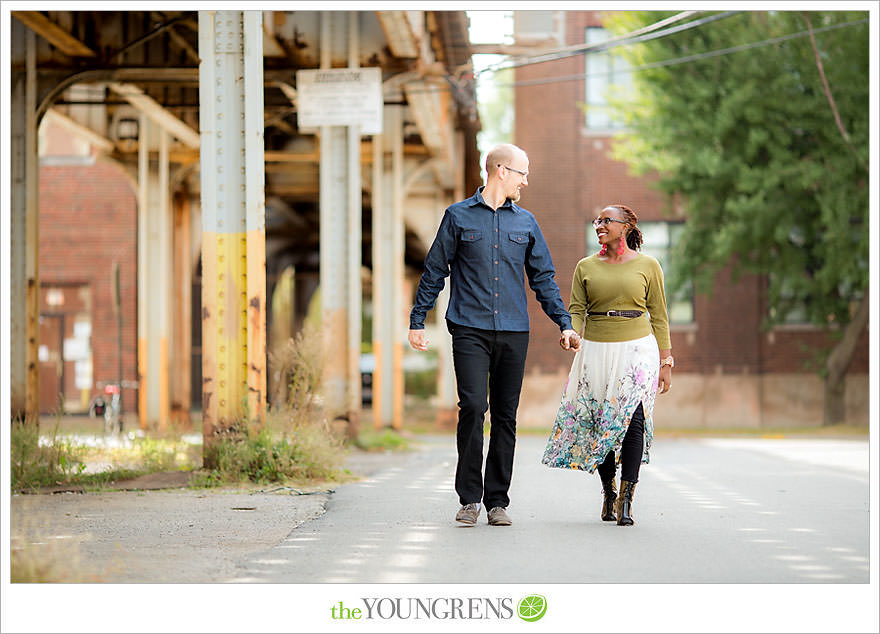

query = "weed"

[
  {"left": 10, "top": 418, "right": 88, "bottom": 491},
  {"left": 199, "top": 323, "right": 347, "bottom": 485},
  {"left": 201, "top": 416, "right": 345, "bottom": 485}
]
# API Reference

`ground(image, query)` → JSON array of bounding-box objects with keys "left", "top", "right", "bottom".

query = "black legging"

[{"left": 597, "top": 402, "right": 645, "bottom": 484}]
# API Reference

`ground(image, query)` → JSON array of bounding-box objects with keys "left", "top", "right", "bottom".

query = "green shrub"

[
  {"left": 200, "top": 322, "right": 346, "bottom": 485},
  {"left": 201, "top": 416, "right": 344, "bottom": 486}
]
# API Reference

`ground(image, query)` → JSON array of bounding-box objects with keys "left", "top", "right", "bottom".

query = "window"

[
  {"left": 584, "top": 27, "right": 633, "bottom": 130},
  {"left": 767, "top": 273, "right": 810, "bottom": 325},
  {"left": 584, "top": 220, "right": 694, "bottom": 324}
]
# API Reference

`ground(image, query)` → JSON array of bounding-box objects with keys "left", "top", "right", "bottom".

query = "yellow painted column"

[{"left": 198, "top": 11, "right": 265, "bottom": 452}]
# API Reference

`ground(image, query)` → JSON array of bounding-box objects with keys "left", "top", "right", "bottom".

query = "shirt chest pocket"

[
  {"left": 459, "top": 229, "right": 483, "bottom": 256},
  {"left": 505, "top": 231, "right": 529, "bottom": 260}
]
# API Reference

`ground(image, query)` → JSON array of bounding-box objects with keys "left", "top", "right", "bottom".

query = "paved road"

[{"left": 232, "top": 434, "right": 869, "bottom": 584}]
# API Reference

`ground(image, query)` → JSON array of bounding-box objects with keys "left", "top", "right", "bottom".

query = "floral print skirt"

[{"left": 541, "top": 333, "right": 660, "bottom": 473}]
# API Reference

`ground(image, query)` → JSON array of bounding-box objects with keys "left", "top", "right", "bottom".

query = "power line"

[
  {"left": 484, "top": 17, "right": 868, "bottom": 90},
  {"left": 476, "top": 10, "right": 742, "bottom": 76},
  {"left": 473, "top": 9, "right": 701, "bottom": 73}
]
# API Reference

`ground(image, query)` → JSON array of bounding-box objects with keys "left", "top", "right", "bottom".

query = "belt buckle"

[{"left": 607, "top": 310, "right": 618, "bottom": 317}]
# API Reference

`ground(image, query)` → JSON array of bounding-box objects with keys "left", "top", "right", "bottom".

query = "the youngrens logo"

[
  {"left": 517, "top": 595, "right": 547, "bottom": 622},
  {"left": 329, "top": 595, "right": 547, "bottom": 621}
]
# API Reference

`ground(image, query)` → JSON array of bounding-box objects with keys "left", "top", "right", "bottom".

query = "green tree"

[
  {"left": 605, "top": 10, "right": 869, "bottom": 425},
  {"left": 475, "top": 63, "right": 514, "bottom": 158}
]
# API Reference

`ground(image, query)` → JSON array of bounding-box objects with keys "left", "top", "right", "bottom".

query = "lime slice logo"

[{"left": 517, "top": 594, "right": 547, "bottom": 622}]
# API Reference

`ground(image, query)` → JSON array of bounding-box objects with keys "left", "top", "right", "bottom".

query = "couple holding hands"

[{"left": 408, "top": 144, "right": 672, "bottom": 528}]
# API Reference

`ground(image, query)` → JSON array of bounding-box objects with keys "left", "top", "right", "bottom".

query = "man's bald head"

[{"left": 485, "top": 144, "right": 527, "bottom": 180}]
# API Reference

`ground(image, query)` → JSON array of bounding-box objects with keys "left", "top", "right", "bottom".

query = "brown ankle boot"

[
  {"left": 600, "top": 475, "right": 617, "bottom": 522},
  {"left": 615, "top": 480, "right": 636, "bottom": 526}
]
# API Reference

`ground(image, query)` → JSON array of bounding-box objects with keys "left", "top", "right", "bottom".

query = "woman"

[{"left": 542, "top": 203, "right": 673, "bottom": 526}]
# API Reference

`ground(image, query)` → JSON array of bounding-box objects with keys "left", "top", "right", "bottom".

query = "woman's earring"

[
  {"left": 599, "top": 244, "right": 608, "bottom": 256},
  {"left": 617, "top": 233, "right": 626, "bottom": 255}
]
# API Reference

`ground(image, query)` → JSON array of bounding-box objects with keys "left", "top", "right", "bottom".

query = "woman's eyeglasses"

[{"left": 592, "top": 217, "right": 628, "bottom": 228}]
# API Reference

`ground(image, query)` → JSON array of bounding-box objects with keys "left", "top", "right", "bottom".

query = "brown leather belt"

[{"left": 587, "top": 310, "right": 644, "bottom": 318}]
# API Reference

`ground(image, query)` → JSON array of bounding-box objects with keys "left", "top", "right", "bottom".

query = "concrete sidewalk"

[{"left": 10, "top": 444, "right": 416, "bottom": 583}]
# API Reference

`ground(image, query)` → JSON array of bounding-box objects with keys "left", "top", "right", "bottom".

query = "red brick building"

[
  {"left": 510, "top": 10, "right": 868, "bottom": 428},
  {"left": 37, "top": 118, "right": 138, "bottom": 415}
]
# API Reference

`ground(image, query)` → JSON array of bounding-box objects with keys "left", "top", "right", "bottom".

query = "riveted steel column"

[
  {"left": 158, "top": 129, "right": 171, "bottom": 429},
  {"left": 10, "top": 23, "right": 38, "bottom": 420},
  {"left": 319, "top": 11, "right": 361, "bottom": 428},
  {"left": 434, "top": 195, "right": 459, "bottom": 426},
  {"left": 435, "top": 133, "right": 465, "bottom": 427},
  {"left": 244, "top": 10, "right": 267, "bottom": 425},
  {"left": 371, "top": 105, "right": 404, "bottom": 429},
  {"left": 371, "top": 120, "right": 386, "bottom": 429},
  {"left": 346, "top": 11, "right": 363, "bottom": 430},
  {"left": 24, "top": 28, "right": 40, "bottom": 420},
  {"left": 140, "top": 129, "right": 168, "bottom": 428},
  {"left": 137, "top": 114, "right": 149, "bottom": 428},
  {"left": 199, "top": 11, "right": 265, "bottom": 448}
]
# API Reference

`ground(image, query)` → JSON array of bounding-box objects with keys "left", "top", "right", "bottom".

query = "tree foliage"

[{"left": 606, "top": 10, "right": 869, "bottom": 331}]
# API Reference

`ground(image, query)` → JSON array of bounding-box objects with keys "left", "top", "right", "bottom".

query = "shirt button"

[
  {"left": 494, "top": 310, "right": 498, "bottom": 314},
  {"left": 494, "top": 277, "right": 498, "bottom": 281},
  {"left": 494, "top": 260, "right": 498, "bottom": 264},
  {"left": 494, "top": 244, "right": 498, "bottom": 248},
  {"left": 495, "top": 293, "right": 498, "bottom": 297}
]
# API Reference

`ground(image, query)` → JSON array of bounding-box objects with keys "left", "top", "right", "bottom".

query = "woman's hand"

[
  {"left": 559, "top": 329, "right": 580, "bottom": 351},
  {"left": 658, "top": 365, "right": 672, "bottom": 394}
]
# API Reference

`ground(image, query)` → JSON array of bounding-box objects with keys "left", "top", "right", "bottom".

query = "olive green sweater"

[{"left": 568, "top": 253, "right": 671, "bottom": 349}]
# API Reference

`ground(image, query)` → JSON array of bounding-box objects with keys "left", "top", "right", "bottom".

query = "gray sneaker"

[
  {"left": 455, "top": 503, "right": 481, "bottom": 525},
  {"left": 487, "top": 506, "right": 512, "bottom": 526}
]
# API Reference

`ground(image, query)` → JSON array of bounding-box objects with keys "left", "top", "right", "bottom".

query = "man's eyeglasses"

[
  {"left": 498, "top": 164, "right": 528, "bottom": 177},
  {"left": 592, "top": 217, "right": 629, "bottom": 228}
]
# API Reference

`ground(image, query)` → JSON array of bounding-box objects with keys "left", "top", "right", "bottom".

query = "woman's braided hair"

[{"left": 607, "top": 203, "right": 643, "bottom": 251}]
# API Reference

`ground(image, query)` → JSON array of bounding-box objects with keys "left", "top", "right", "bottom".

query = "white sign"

[{"left": 296, "top": 68, "right": 383, "bottom": 134}]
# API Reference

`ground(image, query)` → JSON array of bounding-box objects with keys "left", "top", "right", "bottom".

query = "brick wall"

[{"left": 39, "top": 159, "right": 139, "bottom": 412}]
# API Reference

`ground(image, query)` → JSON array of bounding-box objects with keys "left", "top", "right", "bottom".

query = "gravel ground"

[{"left": 10, "top": 448, "right": 414, "bottom": 583}]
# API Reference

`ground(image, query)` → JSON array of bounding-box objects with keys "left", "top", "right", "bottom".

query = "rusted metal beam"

[
  {"left": 44, "top": 108, "right": 114, "bottom": 152},
  {"left": 12, "top": 11, "right": 97, "bottom": 58},
  {"left": 375, "top": 11, "right": 420, "bottom": 58},
  {"left": 109, "top": 82, "right": 201, "bottom": 148},
  {"left": 164, "top": 141, "right": 428, "bottom": 166}
]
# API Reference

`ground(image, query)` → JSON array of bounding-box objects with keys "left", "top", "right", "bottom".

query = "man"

[{"left": 408, "top": 143, "right": 580, "bottom": 527}]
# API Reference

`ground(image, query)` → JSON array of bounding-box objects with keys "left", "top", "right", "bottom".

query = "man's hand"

[
  {"left": 408, "top": 329, "right": 429, "bottom": 351},
  {"left": 559, "top": 329, "right": 580, "bottom": 351}
]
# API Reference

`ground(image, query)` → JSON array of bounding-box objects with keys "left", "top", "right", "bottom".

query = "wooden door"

[{"left": 39, "top": 314, "right": 64, "bottom": 414}]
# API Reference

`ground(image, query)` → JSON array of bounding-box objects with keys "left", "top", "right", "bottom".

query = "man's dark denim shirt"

[{"left": 409, "top": 187, "right": 572, "bottom": 333}]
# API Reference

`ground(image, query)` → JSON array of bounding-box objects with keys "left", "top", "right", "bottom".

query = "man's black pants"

[{"left": 450, "top": 323, "right": 529, "bottom": 509}]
